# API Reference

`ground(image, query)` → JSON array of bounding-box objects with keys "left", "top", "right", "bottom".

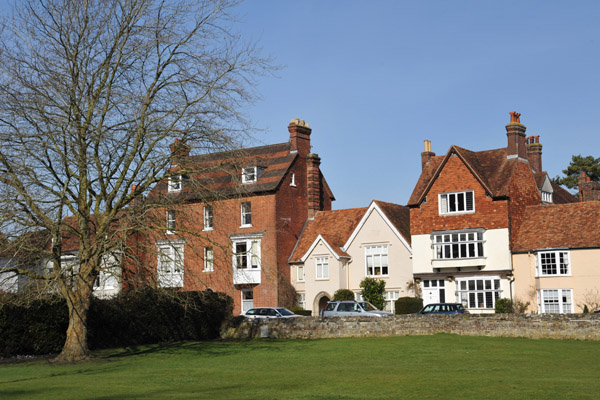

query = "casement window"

[
  {"left": 168, "top": 175, "right": 182, "bottom": 192},
  {"left": 242, "top": 167, "right": 257, "bottom": 184},
  {"left": 241, "top": 289, "right": 254, "bottom": 313},
  {"left": 290, "top": 172, "right": 296, "bottom": 187},
  {"left": 233, "top": 238, "right": 260, "bottom": 270},
  {"left": 439, "top": 191, "right": 474, "bottom": 215},
  {"left": 166, "top": 210, "right": 176, "bottom": 234},
  {"left": 297, "top": 264, "right": 305, "bottom": 281},
  {"left": 539, "top": 289, "right": 573, "bottom": 314},
  {"left": 241, "top": 202, "right": 252, "bottom": 227},
  {"left": 315, "top": 257, "right": 329, "bottom": 280},
  {"left": 204, "top": 247, "right": 214, "bottom": 272},
  {"left": 384, "top": 291, "right": 400, "bottom": 312},
  {"left": 536, "top": 251, "right": 570, "bottom": 276},
  {"left": 456, "top": 277, "right": 501, "bottom": 310},
  {"left": 365, "top": 245, "right": 388, "bottom": 276},
  {"left": 203, "top": 206, "right": 213, "bottom": 231},
  {"left": 157, "top": 243, "right": 184, "bottom": 287},
  {"left": 541, "top": 191, "right": 553, "bottom": 203},
  {"left": 432, "top": 230, "right": 484, "bottom": 259},
  {"left": 297, "top": 293, "right": 306, "bottom": 309}
]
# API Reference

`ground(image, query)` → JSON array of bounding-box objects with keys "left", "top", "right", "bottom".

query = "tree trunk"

[{"left": 54, "top": 290, "right": 92, "bottom": 363}]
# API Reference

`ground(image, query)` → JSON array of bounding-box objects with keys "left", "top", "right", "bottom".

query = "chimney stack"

[
  {"left": 579, "top": 172, "right": 600, "bottom": 202},
  {"left": 289, "top": 118, "right": 311, "bottom": 155},
  {"left": 306, "top": 153, "right": 321, "bottom": 218},
  {"left": 526, "top": 135, "right": 543, "bottom": 173},
  {"left": 506, "top": 111, "right": 527, "bottom": 160},
  {"left": 421, "top": 140, "right": 435, "bottom": 169},
  {"left": 170, "top": 139, "right": 191, "bottom": 164}
]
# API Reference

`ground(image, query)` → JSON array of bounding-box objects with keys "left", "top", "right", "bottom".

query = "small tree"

[
  {"left": 495, "top": 298, "right": 513, "bottom": 313},
  {"left": 333, "top": 289, "right": 355, "bottom": 301},
  {"left": 359, "top": 278, "right": 386, "bottom": 310},
  {"left": 555, "top": 154, "right": 600, "bottom": 191}
]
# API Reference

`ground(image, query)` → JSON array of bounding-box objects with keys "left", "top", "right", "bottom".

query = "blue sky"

[{"left": 234, "top": 1, "right": 600, "bottom": 209}]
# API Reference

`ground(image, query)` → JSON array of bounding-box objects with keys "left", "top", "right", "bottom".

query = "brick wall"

[
  {"left": 410, "top": 156, "right": 509, "bottom": 235},
  {"left": 223, "top": 314, "right": 600, "bottom": 341}
]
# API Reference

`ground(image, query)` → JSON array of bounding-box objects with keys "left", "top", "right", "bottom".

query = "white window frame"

[
  {"left": 456, "top": 277, "right": 501, "bottom": 310},
  {"left": 168, "top": 175, "right": 182, "bottom": 192},
  {"left": 384, "top": 290, "right": 400, "bottom": 313},
  {"left": 432, "top": 229, "right": 484, "bottom": 260},
  {"left": 242, "top": 167, "right": 257, "bottom": 184},
  {"left": 166, "top": 210, "right": 176, "bottom": 235},
  {"left": 290, "top": 172, "right": 296, "bottom": 187},
  {"left": 297, "top": 264, "right": 305, "bottom": 281},
  {"left": 204, "top": 247, "right": 214, "bottom": 272},
  {"left": 315, "top": 257, "right": 329, "bottom": 280},
  {"left": 241, "top": 288, "right": 254, "bottom": 313},
  {"left": 203, "top": 205, "right": 213, "bottom": 231},
  {"left": 241, "top": 202, "right": 252, "bottom": 227},
  {"left": 536, "top": 250, "right": 570, "bottom": 277},
  {"left": 365, "top": 245, "right": 389, "bottom": 277},
  {"left": 439, "top": 190, "right": 474, "bottom": 215},
  {"left": 233, "top": 238, "right": 261, "bottom": 270},
  {"left": 297, "top": 292, "right": 306, "bottom": 309},
  {"left": 157, "top": 243, "right": 184, "bottom": 288},
  {"left": 538, "top": 289, "right": 573, "bottom": 314},
  {"left": 541, "top": 191, "right": 553, "bottom": 203}
]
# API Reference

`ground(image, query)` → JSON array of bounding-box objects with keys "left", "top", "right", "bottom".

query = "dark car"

[{"left": 418, "top": 303, "right": 469, "bottom": 314}]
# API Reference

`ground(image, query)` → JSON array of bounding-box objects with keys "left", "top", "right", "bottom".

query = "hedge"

[
  {"left": 0, "top": 288, "right": 233, "bottom": 357},
  {"left": 394, "top": 297, "right": 423, "bottom": 314}
]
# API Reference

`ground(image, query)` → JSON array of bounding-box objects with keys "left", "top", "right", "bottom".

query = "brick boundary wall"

[{"left": 221, "top": 314, "right": 600, "bottom": 341}]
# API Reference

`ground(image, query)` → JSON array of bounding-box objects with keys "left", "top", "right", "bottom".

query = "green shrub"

[
  {"left": 583, "top": 305, "right": 590, "bottom": 314},
  {"left": 0, "top": 288, "right": 233, "bottom": 356},
  {"left": 394, "top": 297, "right": 423, "bottom": 314},
  {"left": 360, "top": 278, "right": 386, "bottom": 310},
  {"left": 495, "top": 298, "right": 513, "bottom": 313},
  {"left": 333, "top": 289, "right": 355, "bottom": 301},
  {"left": 289, "top": 306, "right": 312, "bottom": 316}
]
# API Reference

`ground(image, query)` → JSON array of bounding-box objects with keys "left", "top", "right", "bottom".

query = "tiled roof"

[
  {"left": 512, "top": 201, "right": 600, "bottom": 251},
  {"left": 373, "top": 200, "right": 411, "bottom": 246},
  {"left": 550, "top": 181, "right": 578, "bottom": 204},
  {"left": 149, "top": 142, "right": 297, "bottom": 200},
  {"left": 289, "top": 207, "right": 367, "bottom": 262},
  {"left": 408, "top": 147, "right": 517, "bottom": 205}
]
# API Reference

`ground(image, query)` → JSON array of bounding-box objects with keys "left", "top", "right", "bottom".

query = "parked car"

[
  {"left": 321, "top": 300, "right": 393, "bottom": 317},
  {"left": 244, "top": 307, "right": 300, "bottom": 319},
  {"left": 418, "top": 303, "right": 469, "bottom": 314}
]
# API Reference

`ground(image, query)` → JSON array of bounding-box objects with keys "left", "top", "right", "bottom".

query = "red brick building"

[
  {"left": 408, "top": 112, "right": 576, "bottom": 313},
  {"left": 133, "top": 118, "right": 334, "bottom": 314}
]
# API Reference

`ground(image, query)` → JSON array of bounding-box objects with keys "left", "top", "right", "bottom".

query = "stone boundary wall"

[{"left": 221, "top": 314, "right": 600, "bottom": 341}]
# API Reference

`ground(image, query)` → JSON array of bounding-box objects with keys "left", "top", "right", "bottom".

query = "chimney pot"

[
  {"left": 506, "top": 111, "right": 527, "bottom": 160},
  {"left": 421, "top": 140, "right": 435, "bottom": 169}
]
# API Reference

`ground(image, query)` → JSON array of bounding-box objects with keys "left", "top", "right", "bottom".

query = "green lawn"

[{"left": 1, "top": 335, "right": 599, "bottom": 399}]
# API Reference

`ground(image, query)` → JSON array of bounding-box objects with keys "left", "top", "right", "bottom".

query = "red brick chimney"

[
  {"left": 421, "top": 140, "right": 435, "bottom": 169},
  {"left": 506, "top": 111, "right": 527, "bottom": 160},
  {"left": 526, "top": 135, "right": 542, "bottom": 173},
  {"left": 289, "top": 118, "right": 311, "bottom": 155},
  {"left": 170, "top": 139, "right": 191, "bottom": 164},
  {"left": 579, "top": 172, "right": 600, "bottom": 202},
  {"left": 306, "top": 153, "right": 321, "bottom": 218}
]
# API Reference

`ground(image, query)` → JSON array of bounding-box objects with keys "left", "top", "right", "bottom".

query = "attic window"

[
  {"left": 541, "top": 191, "right": 552, "bottom": 204},
  {"left": 439, "top": 191, "right": 474, "bottom": 215},
  {"left": 242, "top": 167, "right": 258, "bottom": 184},
  {"left": 168, "top": 175, "right": 182, "bottom": 192}
]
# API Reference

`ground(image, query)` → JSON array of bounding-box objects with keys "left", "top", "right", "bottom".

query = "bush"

[
  {"left": 0, "top": 288, "right": 233, "bottom": 356},
  {"left": 360, "top": 278, "right": 386, "bottom": 310},
  {"left": 290, "top": 306, "right": 312, "bottom": 316},
  {"left": 583, "top": 305, "right": 590, "bottom": 314},
  {"left": 394, "top": 297, "right": 423, "bottom": 314},
  {"left": 333, "top": 289, "right": 355, "bottom": 301},
  {"left": 495, "top": 298, "right": 513, "bottom": 313}
]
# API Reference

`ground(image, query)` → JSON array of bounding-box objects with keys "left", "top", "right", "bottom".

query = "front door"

[{"left": 422, "top": 279, "right": 445, "bottom": 305}]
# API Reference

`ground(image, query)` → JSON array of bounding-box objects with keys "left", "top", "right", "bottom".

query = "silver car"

[
  {"left": 321, "top": 300, "right": 392, "bottom": 317},
  {"left": 244, "top": 307, "right": 300, "bottom": 319}
]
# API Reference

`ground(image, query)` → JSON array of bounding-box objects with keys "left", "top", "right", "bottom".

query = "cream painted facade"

[
  {"left": 291, "top": 203, "right": 413, "bottom": 314},
  {"left": 513, "top": 248, "right": 600, "bottom": 313},
  {"left": 412, "top": 228, "right": 513, "bottom": 314}
]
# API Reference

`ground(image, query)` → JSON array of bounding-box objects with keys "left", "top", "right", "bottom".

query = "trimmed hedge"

[
  {"left": 289, "top": 306, "right": 311, "bottom": 316},
  {"left": 394, "top": 297, "right": 423, "bottom": 314},
  {"left": 333, "top": 289, "right": 355, "bottom": 301},
  {"left": 0, "top": 288, "right": 233, "bottom": 357}
]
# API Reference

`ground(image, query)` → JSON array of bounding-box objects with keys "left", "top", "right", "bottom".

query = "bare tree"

[{"left": 0, "top": 0, "right": 270, "bottom": 362}]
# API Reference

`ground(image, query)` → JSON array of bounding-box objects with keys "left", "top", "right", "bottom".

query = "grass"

[{"left": 1, "top": 334, "right": 599, "bottom": 399}]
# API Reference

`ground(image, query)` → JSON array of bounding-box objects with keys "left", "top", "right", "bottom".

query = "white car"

[
  {"left": 244, "top": 307, "right": 300, "bottom": 319},
  {"left": 321, "top": 301, "right": 392, "bottom": 317}
]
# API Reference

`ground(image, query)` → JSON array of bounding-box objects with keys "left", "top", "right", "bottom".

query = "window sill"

[
  {"left": 535, "top": 274, "right": 572, "bottom": 278},
  {"left": 203, "top": 227, "right": 214, "bottom": 232},
  {"left": 439, "top": 211, "right": 475, "bottom": 216},
  {"left": 240, "top": 224, "right": 252, "bottom": 228},
  {"left": 366, "top": 275, "right": 389, "bottom": 278},
  {"left": 315, "top": 278, "right": 330, "bottom": 281},
  {"left": 203, "top": 269, "right": 213, "bottom": 273}
]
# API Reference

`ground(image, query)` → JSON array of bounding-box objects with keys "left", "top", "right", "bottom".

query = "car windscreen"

[
  {"left": 276, "top": 308, "right": 294, "bottom": 316},
  {"left": 246, "top": 309, "right": 258, "bottom": 315},
  {"left": 360, "top": 302, "right": 378, "bottom": 311}
]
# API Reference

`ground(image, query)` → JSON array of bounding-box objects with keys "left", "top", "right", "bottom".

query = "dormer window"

[
  {"left": 439, "top": 191, "right": 474, "bottom": 215},
  {"left": 242, "top": 167, "right": 257, "bottom": 184},
  {"left": 168, "top": 175, "right": 182, "bottom": 192},
  {"left": 541, "top": 191, "right": 553, "bottom": 204}
]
